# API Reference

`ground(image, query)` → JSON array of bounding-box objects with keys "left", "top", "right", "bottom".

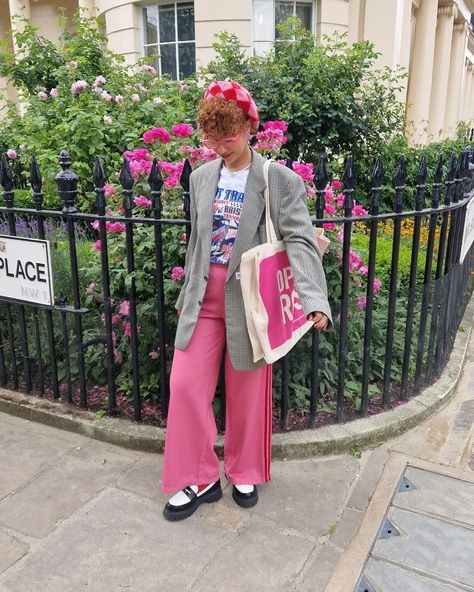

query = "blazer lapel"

[
  {"left": 196, "top": 157, "right": 222, "bottom": 256},
  {"left": 226, "top": 150, "right": 266, "bottom": 282}
]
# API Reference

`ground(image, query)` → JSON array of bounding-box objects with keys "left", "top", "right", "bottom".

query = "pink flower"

[
  {"left": 37, "top": 91, "right": 48, "bottom": 101},
  {"left": 114, "top": 94, "right": 124, "bottom": 104},
  {"left": 263, "top": 120, "right": 288, "bottom": 132},
  {"left": 19, "top": 144, "right": 26, "bottom": 150},
  {"left": 103, "top": 115, "right": 112, "bottom": 124},
  {"left": 325, "top": 203, "right": 336, "bottom": 215},
  {"left": 332, "top": 179, "right": 342, "bottom": 189},
  {"left": 149, "top": 350, "right": 160, "bottom": 360},
  {"left": 112, "top": 314, "right": 120, "bottom": 324},
  {"left": 353, "top": 204, "right": 368, "bottom": 217},
  {"left": 143, "top": 127, "right": 172, "bottom": 144},
  {"left": 118, "top": 206, "right": 125, "bottom": 215},
  {"left": 307, "top": 187, "right": 315, "bottom": 198},
  {"left": 172, "top": 123, "right": 194, "bottom": 138},
  {"left": 104, "top": 183, "right": 116, "bottom": 196},
  {"left": 85, "top": 283, "right": 96, "bottom": 294},
  {"left": 124, "top": 148, "right": 149, "bottom": 161},
  {"left": 336, "top": 193, "right": 345, "bottom": 208},
  {"left": 181, "top": 232, "right": 187, "bottom": 242},
  {"left": 359, "top": 265, "right": 369, "bottom": 276},
  {"left": 94, "top": 240, "right": 101, "bottom": 251},
  {"left": 123, "top": 322, "right": 140, "bottom": 337},
  {"left": 69, "top": 60, "right": 78, "bottom": 68},
  {"left": 254, "top": 128, "right": 287, "bottom": 151},
  {"left": 119, "top": 300, "right": 130, "bottom": 316},
  {"left": 141, "top": 64, "right": 156, "bottom": 74},
  {"left": 373, "top": 278, "right": 382, "bottom": 293},
  {"left": 133, "top": 195, "right": 152, "bottom": 208},
  {"left": 357, "top": 296, "right": 367, "bottom": 310},
  {"left": 323, "top": 222, "right": 337, "bottom": 231},
  {"left": 153, "top": 97, "right": 164, "bottom": 105},
  {"left": 50, "top": 88, "right": 58, "bottom": 97},
  {"left": 114, "top": 348, "right": 122, "bottom": 363},
  {"left": 100, "top": 90, "right": 112, "bottom": 102},
  {"left": 71, "top": 80, "right": 88, "bottom": 94},
  {"left": 6, "top": 149, "right": 17, "bottom": 159},
  {"left": 325, "top": 187, "right": 335, "bottom": 203},
  {"left": 292, "top": 162, "right": 314, "bottom": 183},
  {"left": 165, "top": 176, "right": 179, "bottom": 188},
  {"left": 179, "top": 83, "right": 189, "bottom": 92},
  {"left": 171, "top": 266, "right": 185, "bottom": 281},
  {"left": 94, "top": 75, "right": 106, "bottom": 86},
  {"left": 106, "top": 221, "right": 126, "bottom": 233},
  {"left": 349, "top": 250, "right": 363, "bottom": 272},
  {"left": 131, "top": 94, "right": 140, "bottom": 102},
  {"left": 91, "top": 219, "right": 100, "bottom": 231}
]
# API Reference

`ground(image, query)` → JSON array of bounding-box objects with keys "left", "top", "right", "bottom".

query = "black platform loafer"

[
  {"left": 232, "top": 484, "right": 258, "bottom": 509},
  {"left": 163, "top": 479, "right": 222, "bottom": 521}
]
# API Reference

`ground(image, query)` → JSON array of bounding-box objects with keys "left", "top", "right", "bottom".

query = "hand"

[{"left": 307, "top": 311, "right": 329, "bottom": 331}]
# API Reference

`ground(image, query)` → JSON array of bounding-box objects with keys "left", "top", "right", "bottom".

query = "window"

[
  {"left": 253, "top": 0, "right": 314, "bottom": 56},
  {"left": 143, "top": 2, "right": 195, "bottom": 80}
]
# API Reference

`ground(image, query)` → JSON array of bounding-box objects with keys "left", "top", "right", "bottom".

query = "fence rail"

[{"left": 0, "top": 147, "right": 473, "bottom": 430}]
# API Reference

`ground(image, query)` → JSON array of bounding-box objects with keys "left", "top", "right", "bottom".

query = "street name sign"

[
  {"left": 0, "top": 235, "right": 54, "bottom": 306},
  {"left": 460, "top": 195, "right": 474, "bottom": 264}
]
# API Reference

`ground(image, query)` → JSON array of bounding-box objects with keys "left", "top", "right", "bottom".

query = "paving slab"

[
  {"left": 0, "top": 533, "right": 28, "bottom": 574},
  {"left": 0, "top": 486, "right": 231, "bottom": 592},
  {"left": 189, "top": 517, "right": 316, "bottom": 592},
  {"left": 0, "top": 442, "right": 135, "bottom": 538},
  {"left": 252, "top": 456, "right": 360, "bottom": 537},
  {"left": 294, "top": 543, "right": 343, "bottom": 592},
  {"left": 362, "top": 557, "right": 465, "bottom": 592}
]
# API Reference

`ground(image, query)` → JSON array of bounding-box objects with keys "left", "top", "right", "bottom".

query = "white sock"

[
  {"left": 235, "top": 484, "right": 254, "bottom": 494},
  {"left": 168, "top": 482, "right": 216, "bottom": 507}
]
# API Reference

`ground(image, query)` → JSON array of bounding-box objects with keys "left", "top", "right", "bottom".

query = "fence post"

[
  {"left": 55, "top": 150, "right": 87, "bottom": 407},
  {"left": 93, "top": 156, "right": 118, "bottom": 414},
  {"left": 361, "top": 155, "right": 383, "bottom": 416},
  {"left": 337, "top": 156, "right": 356, "bottom": 422}
]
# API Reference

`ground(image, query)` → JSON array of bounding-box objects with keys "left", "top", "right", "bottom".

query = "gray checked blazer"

[{"left": 174, "top": 149, "right": 333, "bottom": 371}]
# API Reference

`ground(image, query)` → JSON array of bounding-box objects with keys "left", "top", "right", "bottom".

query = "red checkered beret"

[{"left": 203, "top": 81, "right": 260, "bottom": 132}]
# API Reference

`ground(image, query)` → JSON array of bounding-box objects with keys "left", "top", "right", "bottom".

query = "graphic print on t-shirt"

[{"left": 210, "top": 167, "right": 249, "bottom": 265}]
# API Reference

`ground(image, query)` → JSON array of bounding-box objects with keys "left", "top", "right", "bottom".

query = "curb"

[{"left": 1, "top": 295, "right": 473, "bottom": 460}]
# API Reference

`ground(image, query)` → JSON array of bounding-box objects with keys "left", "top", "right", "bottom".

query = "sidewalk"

[{"left": 0, "top": 329, "right": 473, "bottom": 592}]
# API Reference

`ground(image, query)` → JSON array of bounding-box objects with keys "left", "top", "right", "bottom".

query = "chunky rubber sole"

[
  {"left": 232, "top": 486, "right": 258, "bottom": 509},
  {"left": 163, "top": 482, "right": 222, "bottom": 521}
]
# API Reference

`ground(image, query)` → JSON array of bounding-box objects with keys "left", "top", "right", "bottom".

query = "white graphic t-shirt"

[{"left": 210, "top": 166, "right": 250, "bottom": 265}]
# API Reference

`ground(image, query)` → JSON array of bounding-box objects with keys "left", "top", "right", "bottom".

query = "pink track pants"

[{"left": 161, "top": 262, "right": 272, "bottom": 492}]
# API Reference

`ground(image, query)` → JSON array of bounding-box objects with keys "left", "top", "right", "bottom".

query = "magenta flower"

[
  {"left": 292, "top": 162, "right": 314, "bottom": 184},
  {"left": 119, "top": 300, "right": 130, "bottom": 316},
  {"left": 112, "top": 314, "right": 120, "bottom": 324},
  {"left": 172, "top": 123, "right": 194, "bottom": 138},
  {"left": 323, "top": 222, "right": 337, "bottom": 231},
  {"left": 332, "top": 179, "right": 342, "bottom": 190},
  {"left": 181, "top": 232, "right": 187, "bottom": 242},
  {"left": 124, "top": 148, "right": 149, "bottom": 161},
  {"left": 373, "top": 278, "right": 382, "bottom": 293},
  {"left": 325, "top": 203, "right": 336, "bottom": 215},
  {"left": 359, "top": 265, "right": 369, "bottom": 276},
  {"left": 94, "top": 240, "right": 101, "bottom": 251},
  {"left": 171, "top": 266, "right": 185, "bottom": 281},
  {"left": 143, "top": 127, "right": 172, "bottom": 144},
  {"left": 353, "top": 204, "right": 368, "bottom": 217},
  {"left": 357, "top": 296, "right": 367, "bottom": 310},
  {"left": 133, "top": 195, "right": 152, "bottom": 208},
  {"left": 106, "top": 221, "right": 126, "bottom": 233},
  {"left": 263, "top": 120, "right": 288, "bottom": 132},
  {"left": 104, "top": 183, "right": 116, "bottom": 196}
]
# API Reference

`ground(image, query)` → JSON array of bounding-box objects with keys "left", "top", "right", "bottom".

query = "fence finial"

[
  {"left": 30, "top": 154, "right": 43, "bottom": 209},
  {"left": 93, "top": 156, "right": 106, "bottom": 189},
  {"left": 314, "top": 155, "right": 328, "bottom": 191},
  {"left": 371, "top": 155, "right": 384, "bottom": 188},
  {"left": 416, "top": 154, "right": 427, "bottom": 186},
  {"left": 180, "top": 158, "right": 192, "bottom": 193},
  {"left": 119, "top": 156, "right": 134, "bottom": 191},
  {"left": 342, "top": 155, "right": 356, "bottom": 190},
  {"left": 434, "top": 155, "right": 443, "bottom": 185},
  {"left": 55, "top": 150, "right": 78, "bottom": 214},
  {"left": 0, "top": 153, "right": 14, "bottom": 194},
  {"left": 149, "top": 158, "right": 164, "bottom": 193}
]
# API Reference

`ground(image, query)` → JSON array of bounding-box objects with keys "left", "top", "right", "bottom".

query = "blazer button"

[
  {"left": 198, "top": 300, "right": 202, "bottom": 306},
  {"left": 204, "top": 275, "right": 208, "bottom": 281}
]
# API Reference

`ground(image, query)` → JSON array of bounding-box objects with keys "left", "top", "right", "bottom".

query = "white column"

[
  {"left": 461, "top": 61, "right": 473, "bottom": 123},
  {"left": 406, "top": 0, "right": 439, "bottom": 144},
  {"left": 77, "top": 0, "right": 97, "bottom": 18},
  {"left": 444, "top": 20, "right": 469, "bottom": 138},
  {"left": 8, "top": 0, "right": 30, "bottom": 55},
  {"left": 469, "top": 67, "right": 474, "bottom": 126},
  {"left": 428, "top": 3, "right": 456, "bottom": 140}
]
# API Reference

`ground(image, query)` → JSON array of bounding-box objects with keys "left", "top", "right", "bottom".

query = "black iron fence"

[{"left": 0, "top": 147, "right": 473, "bottom": 430}]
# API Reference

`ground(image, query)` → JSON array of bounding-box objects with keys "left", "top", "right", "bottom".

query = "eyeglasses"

[{"left": 201, "top": 129, "right": 243, "bottom": 150}]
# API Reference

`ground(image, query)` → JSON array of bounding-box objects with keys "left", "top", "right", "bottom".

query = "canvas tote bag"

[{"left": 240, "top": 160, "right": 330, "bottom": 364}]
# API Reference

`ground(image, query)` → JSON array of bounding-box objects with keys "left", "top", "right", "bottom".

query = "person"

[{"left": 161, "top": 80, "right": 332, "bottom": 521}]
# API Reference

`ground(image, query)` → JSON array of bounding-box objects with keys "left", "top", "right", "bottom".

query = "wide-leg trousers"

[{"left": 161, "top": 262, "right": 272, "bottom": 492}]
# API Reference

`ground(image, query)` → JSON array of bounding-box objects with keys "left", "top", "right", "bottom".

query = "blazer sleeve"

[
  {"left": 175, "top": 172, "right": 198, "bottom": 312},
  {"left": 277, "top": 172, "right": 333, "bottom": 327}
]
